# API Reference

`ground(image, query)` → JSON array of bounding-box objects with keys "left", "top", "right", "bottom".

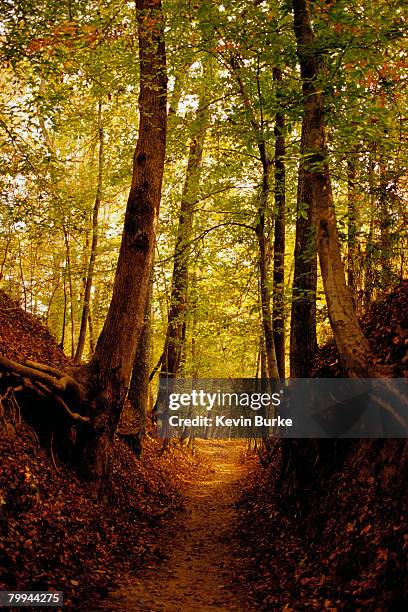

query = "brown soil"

[{"left": 87, "top": 441, "right": 257, "bottom": 612}]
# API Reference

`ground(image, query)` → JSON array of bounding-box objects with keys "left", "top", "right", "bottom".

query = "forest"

[{"left": 0, "top": 0, "right": 407, "bottom": 610}]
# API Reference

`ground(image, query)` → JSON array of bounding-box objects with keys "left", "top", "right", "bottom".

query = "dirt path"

[{"left": 94, "top": 441, "right": 256, "bottom": 611}]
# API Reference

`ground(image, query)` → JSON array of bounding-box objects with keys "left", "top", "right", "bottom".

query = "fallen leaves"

[
  {"left": 0, "top": 290, "right": 198, "bottom": 606},
  {"left": 236, "top": 284, "right": 408, "bottom": 609},
  {"left": 313, "top": 281, "right": 408, "bottom": 378}
]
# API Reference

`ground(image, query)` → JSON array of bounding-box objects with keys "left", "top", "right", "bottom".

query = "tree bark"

[
  {"left": 75, "top": 0, "right": 167, "bottom": 496},
  {"left": 160, "top": 73, "right": 209, "bottom": 378},
  {"left": 363, "top": 152, "right": 376, "bottom": 309},
  {"left": 272, "top": 66, "right": 286, "bottom": 379},
  {"left": 290, "top": 121, "right": 317, "bottom": 378},
  {"left": 378, "top": 160, "right": 392, "bottom": 290},
  {"left": 347, "top": 156, "right": 359, "bottom": 299},
  {"left": 292, "top": 0, "right": 376, "bottom": 378},
  {"left": 74, "top": 100, "right": 104, "bottom": 364},
  {"left": 232, "top": 60, "right": 279, "bottom": 380},
  {"left": 88, "top": 309, "right": 95, "bottom": 356},
  {"left": 256, "top": 174, "right": 280, "bottom": 381},
  {"left": 0, "top": 231, "right": 11, "bottom": 283},
  {"left": 62, "top": 224, "right": 75, "bottom": 359}
]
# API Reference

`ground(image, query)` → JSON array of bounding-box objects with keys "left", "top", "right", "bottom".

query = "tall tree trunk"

[
  {"left": 379, "top": 160, "right": 392, "bottom": 290},
  {"left": 292, "top": 0, "right": 376, "bottom": 377},
  {"left": 290, "top": 121, "right": 317, "bottom": 378},
  {"left": 347, "top": 156, "right": 359, "bottom": 299},
  {"left": 75, "top": 101, "right": 104, "bottom": 364},
  {"left": 232, "top": 61, "right": 279, "bottom": 380},
  {"left": 256, "top": 171, "right": 280, "bottom": 381},
  {"left": 60, "top": 261, "right": 68, "bottom": 350},
  {"left": 62, "top": 225, "right": 75, "bottom": 359},
  {"left": 260, "top": 332, "right": 267, "bottom": 379},
  {"left": 160, "top": 74, "right": 209, "bottom": 378},
  {"left": 76, "top": 0, "right": 167, "bottom": 496},
  {"left": 272, "top": 67, "right": 286, "bottom": 379},
  {"left": 0, "top": 229, "right": 11, "bottom": 282},
  {"left": 88, "top": 309, "right": 95, "bottom": 356},
  {"left": 363, "top": 153, "right": 376, "bottom": 309}
]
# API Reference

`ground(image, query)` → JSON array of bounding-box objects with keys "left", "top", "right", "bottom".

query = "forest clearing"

[{"left": 0, "top": 0, "right": 407, "bottom": 610}]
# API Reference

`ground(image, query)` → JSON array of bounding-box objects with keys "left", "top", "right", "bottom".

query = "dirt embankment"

[
  {"left": 237, "top": 283, "right": 408, "bottom": 610},
  {"left": 0, "top": 290, "right": 197, "bottom": 607}
]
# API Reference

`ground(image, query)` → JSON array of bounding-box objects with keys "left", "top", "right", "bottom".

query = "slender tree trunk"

[
  {"left": 255, "top": 345, "right": 261, "bottom": 379},
  {"left": 290, "top": 120, "right": 317, "bottom": 378},
  {"left": 160, "top": 75, "right": 209, "bottom": 378},
  {"left": 363, "top": 153, "right": 376, "bottom": 309},
  {"left": 256, "top": 157, "right": 280, "bottom": 380},
  {"left": 75, "top": 0, "right": 167, "bottom": 496},
  {"left": 292, "top": 0, "right": 376, "bottom": 377},
  {"left": 18, "top": 239, "right": 27, "bottom": 310},
  {"left": 88, "top": 309, "right": 95, "bottom": 356},
  {"left": 62, "top": 226, "right": 75, "bottom": 358},
  {"left": 379, "top": 161, "right": 391, "bottom": 290},
  {"left": 60, "top": 261, "right": 67, "bottom": 350},
  {"left": 190, "top": 269, "right": 199, "bottom": 378},
  {"left": 45, "top": 279, "right": 59, "bottom": 326},
  {"left": 272, "top": 67, "right": 286, "bottom": 379},
  {"left": 347, "top": 156, "right": 358, "bottom": 297},
  {"left": 0, "top": 231, "right": 11, "bottom": 283},
  {"left": 233, "top": 60, "right": 279, "bottom": 380},
  {"left": 75, "top": 101, "right": 104, "bottom": 364}
]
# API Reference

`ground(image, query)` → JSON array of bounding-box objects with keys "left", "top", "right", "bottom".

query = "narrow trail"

[{"left": 94, "top": 441, "right": 256, "bottom": 611}]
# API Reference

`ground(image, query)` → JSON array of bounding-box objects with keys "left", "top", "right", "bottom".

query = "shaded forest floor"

[
  {"left": 0, "top": 290, "right": 200, "bottom": 606},
  {"left": 238, "top": 440, "right": 407, "bottom": 610},
  {"left": 81, "top": 441, "right": 257, "bottom": 612},
  {"left": 0, "top": 421, "right": 200, "bottom": 608},
  {"left": 237, "top": 282, "right": 408, "bottom": 610}
]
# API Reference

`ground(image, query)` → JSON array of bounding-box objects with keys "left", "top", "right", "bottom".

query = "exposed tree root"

[
  {"left": 0, "top": 354, "right": 90, "bottom": 424},
  {"left": 25, "top": 360, "right": 69, "bottom": 378}
]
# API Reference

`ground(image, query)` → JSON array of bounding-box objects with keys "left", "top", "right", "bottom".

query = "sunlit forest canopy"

[{"left": 1, "top": 0, "right": 407, "bottom": 377}]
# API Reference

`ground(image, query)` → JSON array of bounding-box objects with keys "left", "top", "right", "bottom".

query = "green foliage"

[{"left": 0, "top": 0, "right": 407, "bottom": 374}]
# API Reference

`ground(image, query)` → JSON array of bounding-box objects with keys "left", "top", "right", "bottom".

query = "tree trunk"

[
  {"left": 256, "top": 158, "right": 280, "bottom": 381},
  {"left": 363, "top": 153, "right": 376, "bottom": 309},
  {"left": 76, "top": 0, "right": 167, "bottom": 496},
  {"left": 260, "top": 332, "right": 267, "bottom": 379},
  {"left": 290, "top": 121, "right": 317, "bottom": 378},
  {"left": 0, "top": 230, "right": 11, "bottom": 283},
  {"left": 378, "top": 160, "right": 392, "bottom": 290},
  {"left": 232, "top": 60, "right": 279, "bottom": 380},
  {"left": 62, "top": 225, "right": 75, "bottom": 359},
  {"left": 159, "top": 74, "right": 209, "bottom": 378},
  {"left": 272, "top": 67, "right": 286, "bottom": 379},
  {"left": 60, "top": 262, "right": 67, "bottom": 350},
  {"left": 347, "top": 156, "right": 359, "bottom": 300},
  {"left": 292, "top": 0, "right": 376, "bottom": 378},
  {"left": 75, "top": 100, "right": 104, "bottom": 364},
  {"left": 88, "top": 309, "right": 95, "bottom": 356}
]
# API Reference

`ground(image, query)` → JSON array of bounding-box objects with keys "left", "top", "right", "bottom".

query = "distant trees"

[
  {"left": 159, "top": 63, "right": 210, "bottom": 379},
  {"left": 74, "top": 100, "right": 104, "bottom": 364},
  {"left": 2, "top": 0, "right": 406, "bottom": 381}
]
